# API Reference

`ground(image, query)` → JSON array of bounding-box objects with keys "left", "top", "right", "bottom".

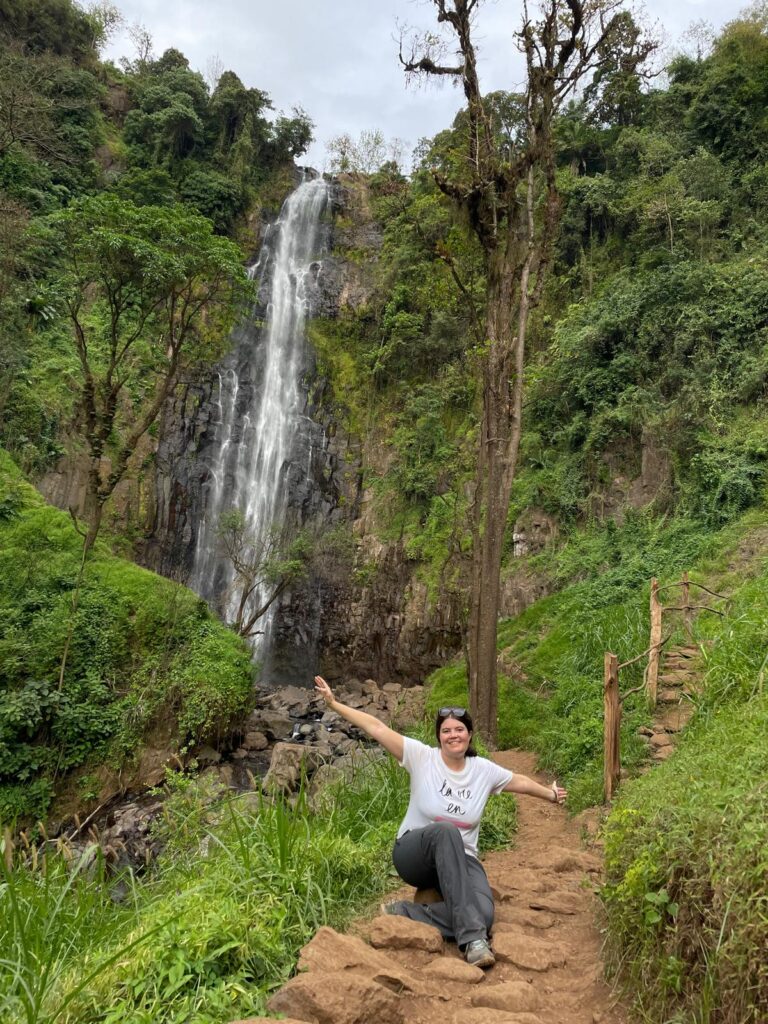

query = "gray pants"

[{"left": 392, "top": 822, "right": 494, "bottom": 947}]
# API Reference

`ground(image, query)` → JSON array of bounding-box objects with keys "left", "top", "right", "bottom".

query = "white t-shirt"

[{"left": 397, "top": 737, "right": 514, "bottom": 858}]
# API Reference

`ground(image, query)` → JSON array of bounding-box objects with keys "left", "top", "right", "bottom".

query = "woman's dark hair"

[{"left": 434, "top": 708, "right": 478, "bottom": 757}]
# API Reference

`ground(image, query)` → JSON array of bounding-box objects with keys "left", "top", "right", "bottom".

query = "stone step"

[
  {"left": 650, "top": 733, "right": 674, "bottom": 749},
  {"left": 663, "top": 659, "right": 700, "bottom": 675},
  {"left": 658, "top": 688, "right": 682, "bottom": 704},
  {"left": 655, "top": 704, "right": 694, "bottom": 732},
  {"left": 652, "top": 745, "right": 675, "bottom": 761}
]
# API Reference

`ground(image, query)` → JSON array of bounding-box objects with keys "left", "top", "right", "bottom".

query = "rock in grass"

[{"left": 262, "top": 742, "right": 322, "bottom": 795}]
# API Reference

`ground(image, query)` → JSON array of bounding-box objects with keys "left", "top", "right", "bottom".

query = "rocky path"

[
  {"left": 639, "top": 644, "right": 702, "bottom": 765},
  {"left": 236, "top": 750, "right": 628, "bottom": 1024}
]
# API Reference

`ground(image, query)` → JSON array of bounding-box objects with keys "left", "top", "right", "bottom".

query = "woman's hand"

[
  {"left": 551, "top": 780, "right": 567, "bottom": 805},
  {"left": 314, "top": 675, "right": 334, "bottom": 706}
]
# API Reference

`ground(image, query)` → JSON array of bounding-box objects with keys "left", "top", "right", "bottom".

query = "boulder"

[
  {"left": 267, "top": 970, "right": 404, "bottom": 1024},
  {"left": 192, "top": 745, "right": 221, "bottom": 765},
  {"left": 241, "top": 730, "right": 269, "bottom": 751},
  {"left": 248, "top": 710, "right": 292, "bottom": 740},
  {"left": 262, "top": 743, "right": 322, "bottom": 795},
  {"left": 369, "top": 915, "right": 444, "bottom": 953},
  {"left": 268, "top": 684, "right": 314, "bottom": 716}
]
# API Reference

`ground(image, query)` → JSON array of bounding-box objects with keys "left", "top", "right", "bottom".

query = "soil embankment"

[{"left": 242, "top": 750, "right": 627, "bottom": 1024}]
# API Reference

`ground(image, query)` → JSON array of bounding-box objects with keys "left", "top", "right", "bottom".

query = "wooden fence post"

[
  {"left": 647, "top": 578, "right": 662, "bottom": 707},
  {"left": 603, "top": 652, "right": 621, "bottom": 803},
  {"left": 681, "top": 571, "right": 692, "bottom": 640}
]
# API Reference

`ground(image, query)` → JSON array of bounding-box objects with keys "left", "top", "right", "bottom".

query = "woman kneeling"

[{"left": 314, "top": 677, "right": 566, "bottom": 969}]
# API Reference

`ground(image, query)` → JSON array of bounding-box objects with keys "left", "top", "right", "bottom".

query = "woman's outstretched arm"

[
  {"left": 314, "top": 676, "right": 405, "bottom": 761},
  {"left": 503, "top": 774, "right": 567, "bottom": 804}
]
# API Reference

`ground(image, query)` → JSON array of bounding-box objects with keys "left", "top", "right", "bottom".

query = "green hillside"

[{"left": 0, "top": 450, "right": 253, "bottom": 822}]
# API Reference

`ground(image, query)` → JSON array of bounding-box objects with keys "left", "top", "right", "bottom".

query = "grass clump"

[{"left": 601, "top": 694, "right": 768, "bottom": 1024}]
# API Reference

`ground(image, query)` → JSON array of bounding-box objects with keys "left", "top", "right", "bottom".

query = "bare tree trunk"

[
  {"left": 401, "top": 0, "right": 653, "bottom": 744},
  {"left": 467, "top": 181, "right": 536, "bottom": 744},
  {"left": 58, "top": 495, "right": 103, "bottom": 688}
]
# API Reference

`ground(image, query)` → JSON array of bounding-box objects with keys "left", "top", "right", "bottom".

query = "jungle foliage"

[
  {"left": 322, "top": 9, "right": 768, "bottom": 574},
  {"left": 0, "top": 450, "right": 253, "bottom": 824},
  {"left": 0, "top": 0, "right": 311, "bottom": 475}
]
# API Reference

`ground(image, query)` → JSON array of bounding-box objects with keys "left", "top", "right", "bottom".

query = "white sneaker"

[{"left": 464, "top": 938, "right": 495, "bottom": 968}]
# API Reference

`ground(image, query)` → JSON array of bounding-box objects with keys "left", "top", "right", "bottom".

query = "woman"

[{"left": 313, "top": 675, "right": 567, "bottom": 969}]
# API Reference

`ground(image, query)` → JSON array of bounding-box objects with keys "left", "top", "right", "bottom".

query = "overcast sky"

[{"left": 103, "top": 0, "right": 745, "bottom": 171}]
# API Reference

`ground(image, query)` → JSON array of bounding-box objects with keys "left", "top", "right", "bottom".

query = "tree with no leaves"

[
  {"left": 216, "top": 510, "right": 312, "bottom": 639},
  {"left": 400, "top": 0, "right": 654, "bottom": 742}
]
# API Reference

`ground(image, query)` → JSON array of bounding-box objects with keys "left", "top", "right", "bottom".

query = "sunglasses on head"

[{"left": 438, "top": 707, "right": 467, "bottom": 718}]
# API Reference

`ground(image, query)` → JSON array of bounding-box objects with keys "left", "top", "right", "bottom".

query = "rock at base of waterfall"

[
  {"left": 262, "top": 742, "right": 322, "bottom": 795},
  {"left": 241, "top": 730, "right": 269, "bottom": 751}
]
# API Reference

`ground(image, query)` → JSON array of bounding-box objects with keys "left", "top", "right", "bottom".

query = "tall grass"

[
  {"left": 601, "top": 695, "right": 768, "bottom": 1023},
  {"left": 0, "top": 841, "right": 151, "bottom": 1024}
]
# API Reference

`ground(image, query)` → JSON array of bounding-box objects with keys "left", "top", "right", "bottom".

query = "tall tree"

[
  {"left": 42, "top": 194, "right": 250, "bottom": 552},
  {"left": 401, "top": 0, "right": 653, "bottom": 741}
]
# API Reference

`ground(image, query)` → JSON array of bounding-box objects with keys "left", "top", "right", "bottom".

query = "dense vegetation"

[
  {"left": 0, "top": 0, "right": 310, "bottom": 476},
  {"left": 318, "top": 11, "right": 768, "bottom": 567},
  {"left": 0, "top": 0, "right": 311, "bottom": 820},
  {"left": 0, "top": 450, "right": 253, "bottom": 823},
  {"left": 2, "top": 1, "right": 768, "bottom": 1022}
]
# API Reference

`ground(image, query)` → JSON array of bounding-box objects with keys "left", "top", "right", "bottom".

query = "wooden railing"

[{"left": 602, "top": 572, "right": 728, "bottom": 802}]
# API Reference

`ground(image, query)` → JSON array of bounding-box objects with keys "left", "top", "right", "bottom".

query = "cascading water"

[{"left": 190, "top": 175, "right": 330, "bottom": 664}]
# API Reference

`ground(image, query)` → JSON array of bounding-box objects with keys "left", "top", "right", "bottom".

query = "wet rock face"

[{"left": 141, "top": 173, "right": 465, "bottom": 686}]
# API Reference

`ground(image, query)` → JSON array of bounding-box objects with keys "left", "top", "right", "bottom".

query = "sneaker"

[
  {"left": 464, "top": 938, "right": 495, "bottom": 968},
  {"left": 380, "top": 900, "right": 408, "bottom": 917}
]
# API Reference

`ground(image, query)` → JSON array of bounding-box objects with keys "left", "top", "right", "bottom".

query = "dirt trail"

[{"left": 252, "top": 750, "right": 628, "bottom": 1024}]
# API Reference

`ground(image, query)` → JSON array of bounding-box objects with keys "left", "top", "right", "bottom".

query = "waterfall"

[{"left": 190, "top": 175, "right": 329, "bottom": 662}]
